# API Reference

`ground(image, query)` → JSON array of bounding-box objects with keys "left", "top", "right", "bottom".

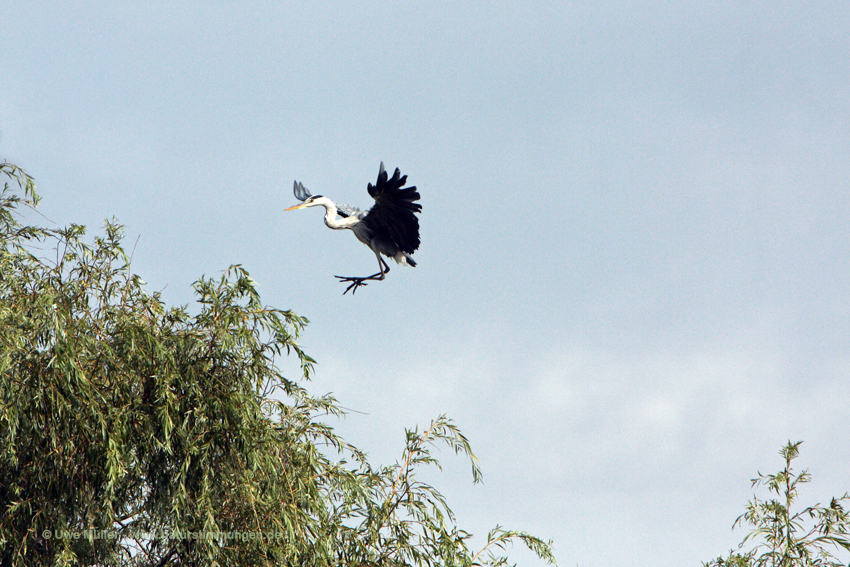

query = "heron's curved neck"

[{"left": 314, "top": 198, "right": 358, "bottom": 230}]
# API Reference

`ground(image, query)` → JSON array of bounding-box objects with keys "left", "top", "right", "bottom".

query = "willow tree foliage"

[
  {"left": 705, "top": 442, "right": 850, "bottom": 567},
  {"left": 0, "top": 163, "right": 555, "bottom": 567}
]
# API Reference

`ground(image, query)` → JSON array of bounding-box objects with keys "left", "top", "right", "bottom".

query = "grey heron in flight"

[{"left": 285, "top": 163, "right": 421, "bottom": 295}]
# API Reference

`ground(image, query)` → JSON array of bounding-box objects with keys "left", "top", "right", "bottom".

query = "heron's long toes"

[{"left": 342, "top": 280, "right": 368, "bottom": 295}]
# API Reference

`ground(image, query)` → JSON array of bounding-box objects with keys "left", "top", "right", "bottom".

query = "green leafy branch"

[{"left": 705, "top": 441, "right": 850, "bottom": 567}]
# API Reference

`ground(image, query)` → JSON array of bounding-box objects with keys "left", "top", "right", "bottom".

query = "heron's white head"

[{"left": 284, "top": 195, "right": 328, "bottom": 211}]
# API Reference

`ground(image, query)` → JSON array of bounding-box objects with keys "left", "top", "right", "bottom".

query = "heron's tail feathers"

[{"left": 393, "top": 252, "right": 417, "bottom": 267}]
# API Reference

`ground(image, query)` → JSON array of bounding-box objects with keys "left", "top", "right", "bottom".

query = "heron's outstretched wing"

[{"left": 364, "top": 162, "right": 421, "bottom": 254}]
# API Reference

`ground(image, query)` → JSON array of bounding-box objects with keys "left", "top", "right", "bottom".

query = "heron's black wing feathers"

[{"left": 364, "top": 164, "right": 421, "bottom": 254}]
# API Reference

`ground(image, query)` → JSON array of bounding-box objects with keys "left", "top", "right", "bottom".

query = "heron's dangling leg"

[{"left": 335, "top": 253, "right": 390, "bottom": 295}]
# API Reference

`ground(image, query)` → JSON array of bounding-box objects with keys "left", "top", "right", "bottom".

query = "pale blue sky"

[{"left": 3, "top": 2, "right": 850, "bottom": 565}]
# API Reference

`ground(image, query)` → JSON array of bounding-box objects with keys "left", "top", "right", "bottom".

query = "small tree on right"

[{"left": 705, "top": 441, "right": 850, "bottom": 567}]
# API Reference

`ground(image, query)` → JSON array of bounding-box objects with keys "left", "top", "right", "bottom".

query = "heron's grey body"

[{"left": 286, "top": 163, "right": 421, "bottom": 294}]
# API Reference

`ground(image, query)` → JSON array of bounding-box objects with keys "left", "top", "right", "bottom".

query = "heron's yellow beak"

[{"left": 284, "top": 203, "right": 307, "bottom": 211}]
